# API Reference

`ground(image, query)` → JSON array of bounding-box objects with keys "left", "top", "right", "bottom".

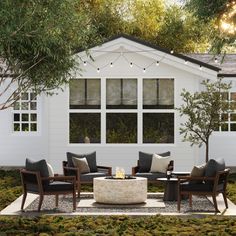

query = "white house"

[{"left": 0, "top": 35, "right": 236, "bottom": 173}]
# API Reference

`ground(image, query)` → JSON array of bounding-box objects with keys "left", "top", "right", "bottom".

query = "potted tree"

[{"left": 178, "top": 78, "right": 232, "bottom": 162}]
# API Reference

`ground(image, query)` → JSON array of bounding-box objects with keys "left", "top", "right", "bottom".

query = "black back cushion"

[
  {"left": 138, "top": 151, "right": 171, "bottom": 173},
  {"left": 25, "top": 158, "right": 49, "bottom": 177},
  {"left": 67, "top": 152, "right": 97, "bottom": 172}
]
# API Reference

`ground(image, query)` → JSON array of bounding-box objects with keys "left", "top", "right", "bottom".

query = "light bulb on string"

[
  {"left": 83, "top": 61, "right": 87, "bottom": 66},
  {"left": 214, "top": 57, "right": 218, "bottom": 63},
  {"left": 184, "top": 60, "right": 188, "bottom": 65},
  {"left": 156, "top": 61, "right": 160, "bottom": 66},
  {"left": 130, "top": 62, "right": 133, "bottom": 67},
  {"left": 199, "top": 65, "right": 203, "bottom": 70},
  {"left": 110, "top": 62, "right": 113, "bottom": 67},
  {"left": 143, "top": 68, "right": 146, "bottom": 73},
  {"left": 97, "top": 68, "right": 100, "bottom": 73},
  {"left": 170, "top": 49, "right": 174, "bottom": 54}
]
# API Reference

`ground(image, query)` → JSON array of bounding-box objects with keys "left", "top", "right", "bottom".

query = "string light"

[
  {"left": 81, "top": 49, "right": 206, "bottom": 73},
  {"left": 214, "top": 57, "right": 218, "bottom": 63}
]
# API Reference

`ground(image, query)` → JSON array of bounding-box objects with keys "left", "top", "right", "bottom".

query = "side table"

[{"left": 157, "top": 177, "right": 179, "bottom": 201}]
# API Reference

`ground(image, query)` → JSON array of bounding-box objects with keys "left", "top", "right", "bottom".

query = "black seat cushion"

[
  {"left": 135, "top": 172, "right": 166, "bottom": 181},
  {"left": 67, "top": 152, "right": 97, "bottom": 172},
  {"left": 44, "top": 181, "right": 74, "bottom": 192},
  {"left": 138, "top": 151, "right": 170, "bottom": 173},
  {"left": 180, "top": 183, "right": 212, "bottom": 192},
  {"left": 80, "top": 172, "right": 107, "bottom": 182}
]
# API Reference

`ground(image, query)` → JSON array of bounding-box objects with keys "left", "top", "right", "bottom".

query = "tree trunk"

[{"left": 205, "top": 140, "right": 209, "bottom": 163}]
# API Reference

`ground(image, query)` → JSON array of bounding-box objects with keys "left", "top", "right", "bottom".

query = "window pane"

[
  {"left": 30, "top": 93, "right": 37, "bottom": 101},
  {"left": 106, "top": 79, "right": 137, "bottom": 109},
  {"left": 14, "top": 123, "right": 20, "bottom": 131},
  {"left": 143, "top": 113, "right": 174, "bottom": 143},
  {"left": 143, "top": 79, "right": 174, "bottom": 109},
  {"left": 123, "top": 79, "right": 137, "bottom": 105},
  {"left": 22, "top": 113, "right": 29, "bottom": 121},
  {"left": 87, "top": 79, "right": 101, "bottom": 106},
  {"left": 30, "top": 123, "right": 37, "bottom": 131},
  {"left": 221, "top": 123, "right": 228, "bottom": 131},
  {"left": 106, "top": 113, "right": 137, "bottom": 143},
  {"left": 14, "top": 102, "right": 20, "bottom": 110},
  {"left": 21, "top": 93, "right": 28, "bottom": 101},
  {"left": 70, "top": 113, "right": 100, "bottom": 143},
  {"left": 31, "top": 113, "right": 37, "bottom": 121},
  {"left": 70, "top": 79, "right": 100, "bottom": 109},
  {"left": 22, "top": 123, "right": 29, "bottom": 131},
  {"left": 14, "top": 114, "right": 20, "bottom": 122},
  {"left": 21, "top": 102, "right": 29, "bottom": 110},
  {"left": 30, "top": 102, "right": 37, "bottom": 110},
  {"left": 106, "top": 79, "right": 121, "bottom": 106}
]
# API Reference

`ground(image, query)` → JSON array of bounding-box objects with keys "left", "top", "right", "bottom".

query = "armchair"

[
  {"left": 20, "top": 160, "right": 77, "bottom": 212},
  {"left": 63, "top": 152, "right": 112, "bottom": 196},
  {"left": 177, "top": 163, "right": 230, "bottom": 212}
]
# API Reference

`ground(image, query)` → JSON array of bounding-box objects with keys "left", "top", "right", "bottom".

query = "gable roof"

[{"left": 92, "top": 34, "right": 221, "bottom": 72}]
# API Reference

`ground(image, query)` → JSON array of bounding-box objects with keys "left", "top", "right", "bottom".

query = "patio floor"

[{"left": 1, "top": 192, "right": 236, "bottom": 217}]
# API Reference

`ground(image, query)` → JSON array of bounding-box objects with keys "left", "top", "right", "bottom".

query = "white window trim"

[{"left": 12, "top": 93, "right": 41, "bottom": 136}]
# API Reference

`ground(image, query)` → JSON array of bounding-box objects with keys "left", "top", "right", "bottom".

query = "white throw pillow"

[
  {"left": 46, "top": 162, "right": 54, "bottom": 178},
  {"left": 150, "top": 154, "right": 171, "bottom": 173},
  {"left": 72, "top": 157, "right": 90, "bottom": 174}
]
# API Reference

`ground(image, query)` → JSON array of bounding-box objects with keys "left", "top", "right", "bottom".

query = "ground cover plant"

[{"left": 1, "top": 169, "right": 236, "bottom": 235}]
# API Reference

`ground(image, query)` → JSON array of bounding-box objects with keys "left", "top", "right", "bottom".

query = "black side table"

[{"left": 157, "top": 177, "right": 179, "bottom": 201}]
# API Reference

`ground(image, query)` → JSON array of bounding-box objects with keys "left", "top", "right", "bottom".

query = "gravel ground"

[{"left": 25, "top": 193, "right": 216, "bottom": 214}]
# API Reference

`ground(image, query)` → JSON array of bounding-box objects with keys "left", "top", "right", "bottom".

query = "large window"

[
  {"left": 218, "top": 92, "right": 236, "bottom": 132},
  {"left": 70, "top": 79, "right": 100, "bottom": 109},
  {"left": 106, "top": 79, "right": 137, "bottom": 109},
  {"left": 69, "top": 78, "right": 175, "bottom": 144},
  {"left": 143, "top": 79, "right": 174, "bottom": 109},
  {"left": 106, "top": 113, "right": 137, "bottom": 143},
  {"left": 143, "top": 113, "right": 174, "bottom": 143},
  {"left": 13, "top": 92, "right": 38, "bottom": 132}
]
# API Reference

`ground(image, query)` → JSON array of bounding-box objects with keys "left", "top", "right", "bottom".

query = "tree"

[
  {"left": 81, "top": 0, "right": 214, "bottom": 53},
  {"left": 185, "top": 0, "right": 236, "bottom": 53},
  {"left": 0, "top": 0, "right": 98, "bottom": 110},
  {"left": 178, "top": 79, "right": 231, "bottom": 162}
]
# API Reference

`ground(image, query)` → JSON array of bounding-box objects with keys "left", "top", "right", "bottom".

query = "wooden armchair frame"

[
  {"left": 62, "top": 161, "right": 112, "bottom": 196},
  {"left": 20, "top": 169, "right": 77, "bottom": 212},
  {"left": 177, "top": 168, "right": 230, "bottom": 212}
]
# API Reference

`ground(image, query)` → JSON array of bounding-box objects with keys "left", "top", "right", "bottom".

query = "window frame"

[
  {"left": 68, "top": 76, "right": 176, "bottom": 146},
  {"left": 12, "top": 91, "right": 41, "bottom": 136}
]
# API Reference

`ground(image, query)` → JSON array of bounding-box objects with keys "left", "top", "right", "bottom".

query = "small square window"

[
  {"left": 30, "top": 123, "right": 37, "bottom": 131},
  {"left": 22, "top": 123, "right": 29, "bottom": 131},
  {"left": 30, "top": 93, "right": 37, "bottom": 101},
  {"left": 14, "top": 113, "right": 20, "bottom": 122},
  {"left": 22, "top": 114, "right": 29, "bottom": 121},
  {"left": 230, "top": 123, "right": 236, "bottom": 131},
  {"left": 14, "top": 102, "right": 20, "bottom": 110},
  {"left": 30, "top": 102, "right": 37, "bottom": 110},
  {"left": 21, "top": 93, "right": 29, "bottom": 101},
  {"left": 21, "top": 102, "right": 29, "bottom": 110},
  {"left": 221, "top": 123, "right": 228, "bottom": 131},
  {"left": 14, "top": 123, "right": 20, "bottom": 131},
  {"left": 31, "top": 113, "right": 37, "bottom": 121}
]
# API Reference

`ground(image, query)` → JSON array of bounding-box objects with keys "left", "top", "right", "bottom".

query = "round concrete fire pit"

[{"left": 93, "top": 177, "right": 147, "bottom": 204}]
